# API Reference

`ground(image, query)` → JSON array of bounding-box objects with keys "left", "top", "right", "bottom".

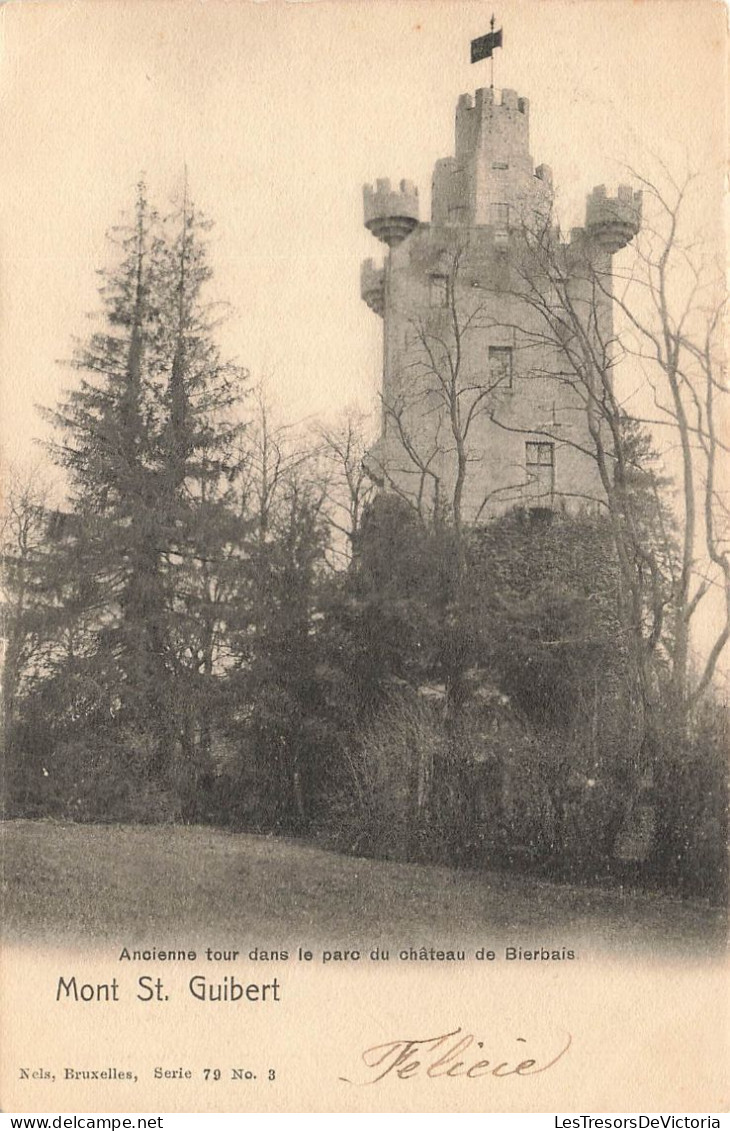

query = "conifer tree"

[{"left": 45, "top": 185, "right": 248, "bottom": 789}]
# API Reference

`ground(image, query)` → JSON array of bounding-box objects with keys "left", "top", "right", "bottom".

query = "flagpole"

[
  {"left": 490, "top": 13, "right": 495, "bottom": 89},
  {"left": 470, "top": 15, "right": 501, "bottom": 80}
]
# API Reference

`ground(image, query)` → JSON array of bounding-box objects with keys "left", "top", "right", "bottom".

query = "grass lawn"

[{"left": 2, "top": 819, "right": 725, "bottom": 955}]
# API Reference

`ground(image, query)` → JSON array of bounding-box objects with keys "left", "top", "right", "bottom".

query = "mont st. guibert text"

[{"left": 55, "top": 974, "right": 281, "bottom": 1004}]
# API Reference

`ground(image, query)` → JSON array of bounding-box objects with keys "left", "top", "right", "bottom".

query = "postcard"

[{"left": 1, "top": 0, "right": 727, "bottom": 1115}]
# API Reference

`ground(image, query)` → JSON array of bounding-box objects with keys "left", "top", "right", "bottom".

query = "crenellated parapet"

[
  {"left": 455, "top": 86, "right": 530, "bottom": 121},
  {"left": 360, "top": 258, "right": 385, "bottom": 316},
  {"left": 585, "top": 184, "right": 642, "bottom": 253},
  {"left": 364, "top": 178, "right": 420, "bottom": 246}
]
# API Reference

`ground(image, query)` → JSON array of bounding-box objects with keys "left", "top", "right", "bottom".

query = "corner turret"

[
  {"left": 585, "top": 184, "right": 642, "bottom": 253},
  {"left": 363, "top": 178, "right": 419, "bottom": 247},
  {"left": 360, "top": 258, "right": 385, "bottom": 317}
]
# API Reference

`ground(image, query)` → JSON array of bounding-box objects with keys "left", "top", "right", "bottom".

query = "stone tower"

[{"left": 361, "top": 85, "right": 641, "bottom": 520}]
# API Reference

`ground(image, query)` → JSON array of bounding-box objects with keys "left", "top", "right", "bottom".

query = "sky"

[{"left": 0, "top": 0, "right": 726, "bottom": 473}]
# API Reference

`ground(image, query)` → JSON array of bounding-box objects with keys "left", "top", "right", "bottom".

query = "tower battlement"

[
  {"left": 456, "top": 87, "right": 529, "bottom": 116},
  {"left": 363, "top": 178, "right": 420, "bottom": 246},
  {"left": 585, "top": 184, "right": 642, "bottom": 253}
]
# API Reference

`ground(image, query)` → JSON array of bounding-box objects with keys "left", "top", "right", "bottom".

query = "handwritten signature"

[{"left": 340, "top": 1027, "right": 572, "bottom": 1085}]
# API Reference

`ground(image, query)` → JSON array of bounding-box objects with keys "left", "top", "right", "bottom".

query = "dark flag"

[{"left": 471, "top": 26, "right": 502, "bottom": 64}]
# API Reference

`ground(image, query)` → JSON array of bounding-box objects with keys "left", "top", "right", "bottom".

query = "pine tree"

[
  {"left": 147, "top": 195, "right": 249, "bottom": 791},
  {"left": 44, "top": 184, "right": 248, "bottom": 793}
]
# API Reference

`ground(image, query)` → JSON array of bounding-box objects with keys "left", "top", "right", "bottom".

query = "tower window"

[
  {"left": 525, "top": 441, "right": 555, "bottom": 501},
  {"left": 489, "top": 346, "right": 513, "bottom": 388},
  {"left": 429, "top": 275, "right": 449, "bottom": 307},
  {"left": 491, "top": 202, "right": 509, "bottom": 228}
]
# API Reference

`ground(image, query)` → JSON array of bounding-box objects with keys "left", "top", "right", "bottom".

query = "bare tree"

[
  {"left": 238, "top": 382, "right": 325, "bottom": 548},
  {"left": 481, "top": 168, "right": 728, "bottom": 784},
  {"left": 1, "top": 464, "right": 52, "bottom": 745},
  {"left": 609, "top": 169, "right": 728, "bottom": 711},
  {"left": 311, "top": 406, "right": 375, "bottom": 565},
  {"left": 371, "top": 243, "right": 524, "bottom": 536},
  {"left": 231, "top": 383, "right": 331, "bottom": 825}
]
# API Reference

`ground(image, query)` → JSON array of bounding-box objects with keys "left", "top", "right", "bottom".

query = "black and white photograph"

[{"left": 1, "top": 0, "right": 727, "bottom": 1114}]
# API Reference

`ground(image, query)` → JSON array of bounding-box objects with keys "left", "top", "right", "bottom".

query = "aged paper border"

[{"left": 1, "top": 0, "right": 728, "bottom": 1114}]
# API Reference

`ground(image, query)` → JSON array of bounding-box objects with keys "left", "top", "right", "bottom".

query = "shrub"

[{"left": 327, "top": 695, "right": 447, "bottom": 861}]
